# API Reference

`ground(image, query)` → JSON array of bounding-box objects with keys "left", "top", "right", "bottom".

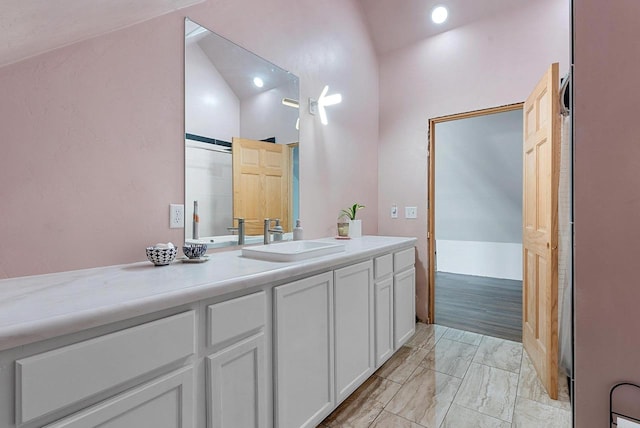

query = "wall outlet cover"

[
  {"left": 170, "top": 204, "right": 184, "bottom": 228},
  {"left": 405, "top": 206, "right": 417, "bottom": 219}
]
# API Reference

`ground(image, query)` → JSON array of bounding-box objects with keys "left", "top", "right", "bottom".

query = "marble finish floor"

[{"left": 318, "top": 323, "right": 571, "bottom": 428}]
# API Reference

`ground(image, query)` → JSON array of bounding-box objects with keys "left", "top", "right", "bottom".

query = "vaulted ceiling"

[
  {"left": 0, "top": 0, "right": 532, "bottom": 68},
  {"left": 357, "top": 0, "right": 533, "bottom": 55},
  {"left": 0, "top": 0, "right": 202, "bottom": 68}
]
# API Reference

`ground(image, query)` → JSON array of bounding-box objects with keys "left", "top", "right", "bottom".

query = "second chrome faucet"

[
  {"left": 264, "top": 218, "right": 284, "bottom": 244},
  {"left": 227, "top": 218, "right": 246, "bottom": 245}
]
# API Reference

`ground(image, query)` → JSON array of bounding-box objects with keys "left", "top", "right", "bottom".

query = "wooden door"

[
  {"left": 232, "top": 137, "right": 290, "bottom": 235},
  {"left": 522, "top": 63, "right": 560, "bottom": 399}
]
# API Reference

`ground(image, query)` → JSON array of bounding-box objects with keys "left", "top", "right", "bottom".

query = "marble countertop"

[{"left": 0, "top": 235, "right": 416, "bottom": 352}]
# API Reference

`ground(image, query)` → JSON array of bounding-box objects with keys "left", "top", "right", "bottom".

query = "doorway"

[{"left": 428, "top": 104, "right": 524, "bottom": 341}]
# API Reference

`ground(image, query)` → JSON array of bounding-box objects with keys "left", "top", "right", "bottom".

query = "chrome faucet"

[
  {"left": 264, "top": 218, "right": 284, "bottom": 244},
  {"left": 227, "top": 218, "right": 246, "bottom": 245}
]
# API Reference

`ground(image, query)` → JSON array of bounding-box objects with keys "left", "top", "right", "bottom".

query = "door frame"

[{"left": 427, "top": 102, "right": 524, "bottom": 322}]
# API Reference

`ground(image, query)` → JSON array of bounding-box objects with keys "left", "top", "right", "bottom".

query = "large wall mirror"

[{"left": 184, "top": 18, "right": 300, "bottom": 247}]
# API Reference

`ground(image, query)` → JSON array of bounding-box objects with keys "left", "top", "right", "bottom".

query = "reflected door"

[{"left": 232, "top": 138, "right": 290, "bottom": 235}]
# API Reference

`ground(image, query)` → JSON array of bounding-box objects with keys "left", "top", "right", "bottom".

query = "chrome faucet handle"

[
  {"left": 228, "top": 218, "right": 245, "bottom": 245},
  {"left": 264, "top": 218, "right": 273, "bottom": 244},
  {"left": 229, "top": 218, "right": 246, "bottom": 245}
]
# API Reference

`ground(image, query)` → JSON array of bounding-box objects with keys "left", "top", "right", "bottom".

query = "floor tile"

[
  {"left": 473, "top": 335, "right": 523, "bottom": 373},
  {"left": 454, "top": 362, "right": 518, "bottom": 422},
  {"left": 405, "top": 323, "right": 448, "bottom": 350},
  {"left": 518, "top": 351, "right": 571, "bottom": 410},
  {"left": 353, "top": 375, "right": 402, "bottom": 406},
  {"left": 321, "top": 394, "right": 383, "bottom": 427},
  {"left": 321, "top": 374, "right": 401, "bottom": 427},
  {"left": 375, "top": 346, "right": 429, "bottom": 384},
  {"left": 512, "top": 396, "right": 572, "bottom": 428},
  {"left": 385, "top": 365, "right": 461, "bottom": 428},
  {"left": 441, "top": 404, "right": 511, "bottom": 428},
  {"left": 421, "top": 338, "right": 477, "bottom": 378},
  {"left": 442, "top": 327, "right": 484, "bottom": 346},
  {"left": 370, "top": 410, "right": 425, "bottom": 428}
]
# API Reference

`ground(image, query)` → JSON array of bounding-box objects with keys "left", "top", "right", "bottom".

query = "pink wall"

[
  {"left": 574, "top": 0, "right": 640, "bottom": 425},
  {"left": 0, "top": 0, "right": 379, "bottom": 279},
  {"left": 377, "top": 0, "right": 570, "bottom": 321}
]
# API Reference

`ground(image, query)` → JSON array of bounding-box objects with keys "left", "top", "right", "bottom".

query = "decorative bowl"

[
  {"left": 145, "top": 247, "right": 177, "bottom": 266},
  {"left": 182, "top": 244, "right": 208, "bottom": 259}
]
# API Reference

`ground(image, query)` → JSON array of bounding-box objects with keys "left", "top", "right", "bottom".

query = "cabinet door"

[
  {"left": 206, "top": 333, "right": 266, "bottom": 428},
  {"left": 375, "top": 276, "right": 394, "bottom": 368},
  {"left": 334, "top": 260, "right": 374, "bottom": 403},
  {"left": 394, "top": 267, "right": 416, "bottom": 349},
  {"left": 45, "top": 367, "right": 194, "bottom": 428},
  {"left": 274, "top": 272, "right": 334, "bottom": 428}
]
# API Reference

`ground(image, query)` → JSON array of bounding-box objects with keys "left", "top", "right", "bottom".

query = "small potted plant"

[{"left": 338, "top": 203, "right": 365, "bottom": 238}]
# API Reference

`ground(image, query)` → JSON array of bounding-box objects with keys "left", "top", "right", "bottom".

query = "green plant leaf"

[{"left": 337, "top": 203, "right": 365, "bottom": 220}]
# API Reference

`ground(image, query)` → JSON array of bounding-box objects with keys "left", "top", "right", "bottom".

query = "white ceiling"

[
  {"left": 357, "top": 0, "right": 532, "bottom": 54},
  {"left": 0, "top": 0, "right": 203, "bottom": 68},
  {"left": 0, "top": 0, "right": 533, "bottom": 68},
  {"left": 187, "top": 20, "right": 298, "bottom": 101}
]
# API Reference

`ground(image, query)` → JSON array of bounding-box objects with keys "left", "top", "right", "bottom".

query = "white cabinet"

[
  {"left": 45, "top": 367, "right": 194, "bottom": 428},
  {"left": 374, "top": 276, "right": 394, "bottom": 367},
  {"left": 374, "top": 254, "right": 394, "bottom": 368},
  {"left": 394, "top": 248, "right": 417, "bottom": 349},
  {"left": 16, "top": 311, "right": 195, "bottom": 426},
  {"left": 206, "top": 334, "right": 266, "bottom": 428},
  {"left": 274, "top": 272, "right": 334, "bottom": 428},
  {"left": 206, "top": 291, "right": 267, "bottom": 428},
  {"left": 2, "top": 239, "right": 417, "bottom": 428},
  {"left": 334, "top": 261, "right": 374, "bottom": 402}
]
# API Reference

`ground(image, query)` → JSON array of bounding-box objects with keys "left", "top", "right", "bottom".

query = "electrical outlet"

[
  {"left": 405, "top": 206, "right": 417, "bottom": 219},
  {"left": 169, "top": 204, "right": 184, "bottom": 228}
]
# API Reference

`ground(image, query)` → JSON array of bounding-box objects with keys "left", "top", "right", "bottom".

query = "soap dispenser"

[
  {"left": 273, "top": 218, "right": 284, "bottom": 241},
  {"left": 293, "top": 219, "right": 303, "bottom": 241}
]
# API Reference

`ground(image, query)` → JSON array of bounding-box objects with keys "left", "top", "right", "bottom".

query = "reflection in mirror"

[{"left": 184, "top": 18, "right": 300, "bottom": 247}]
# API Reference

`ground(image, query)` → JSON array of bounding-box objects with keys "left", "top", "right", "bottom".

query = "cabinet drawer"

[
  {"left": 16, "top": 311, "right": 195, "bottom": 425},
  {"left": 45, "top": 366, "right": 194, "bottom": 428},
  {"left": 208, "top": 291, "right": 266, "bottom": 348},
  {"left": 394, "top": 248, "right": 415, "bottom": 272},
  {"left": 374, "top": 254, "right": 393, "bottom": 279}
]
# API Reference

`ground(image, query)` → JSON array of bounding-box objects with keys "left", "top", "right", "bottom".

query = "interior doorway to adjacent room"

[{"left": 429, "top": 104, "right": 524, "bottom": 342}]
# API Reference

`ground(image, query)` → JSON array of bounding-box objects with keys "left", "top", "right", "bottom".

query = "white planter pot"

[{"left": 348, "top": 219, "right": 362, "bottom": 238}]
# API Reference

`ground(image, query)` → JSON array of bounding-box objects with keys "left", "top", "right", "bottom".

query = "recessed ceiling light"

[
  {"left": 431, "top": 6, "right": 448, "bottom": 24},
  {"left": 253, "top": 77, "right": 264, "bottom": 88}
]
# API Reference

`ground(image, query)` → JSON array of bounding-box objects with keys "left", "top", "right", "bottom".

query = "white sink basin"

[{"left": 241, "top": 240, "right": 345, "bottom": 262}]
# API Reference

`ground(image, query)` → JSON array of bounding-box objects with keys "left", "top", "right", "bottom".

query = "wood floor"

[{"left": 435, "top": 271, "right": 522, "bottom": 342}]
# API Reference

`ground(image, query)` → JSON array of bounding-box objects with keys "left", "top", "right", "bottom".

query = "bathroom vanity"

[{"left": 0, "top": 236, "right": 416, "bottom": 428}]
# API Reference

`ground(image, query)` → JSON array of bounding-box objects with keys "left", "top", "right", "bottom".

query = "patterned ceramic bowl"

[
  {"left": 182, "top": 244, "right": 208, "bottom": 259},
  {"left": 145, "top": 247, "right": 177, "bottom": 266}
]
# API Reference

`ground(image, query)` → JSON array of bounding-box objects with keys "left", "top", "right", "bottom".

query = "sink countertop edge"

[{"left": 0, "top": 236, "right": 417, "bottom": 352}]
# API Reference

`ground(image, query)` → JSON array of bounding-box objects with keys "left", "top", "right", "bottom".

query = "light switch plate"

[
  {"left": 391, "top": 204, "right": 398, "bottom": 218},
  {"left": 405, "top": 206, "right": 417, "bottom": 219}
]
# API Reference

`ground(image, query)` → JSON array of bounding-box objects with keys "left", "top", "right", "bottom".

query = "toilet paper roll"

[{"left": 618, "top": 416, "right": 640, "bottom": 428}]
